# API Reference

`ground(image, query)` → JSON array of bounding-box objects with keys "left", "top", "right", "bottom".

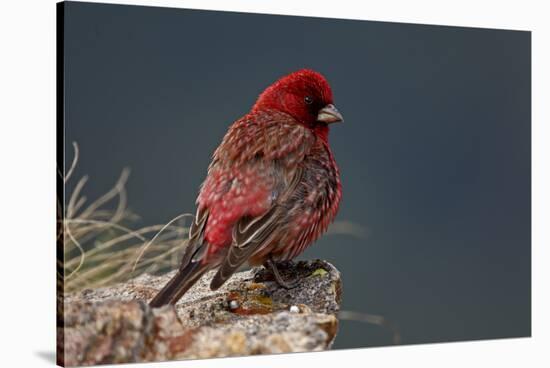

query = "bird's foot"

[{"left": 265, "top": 258, "right": 300, "bottom": 289}]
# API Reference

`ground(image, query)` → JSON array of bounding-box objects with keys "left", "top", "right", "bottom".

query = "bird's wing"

[
  {"left": 209, "top": 165, "right": 304, "bottom": 290},
  {"left": 178, "top": 205, "right": 209, "bottom": 269}
]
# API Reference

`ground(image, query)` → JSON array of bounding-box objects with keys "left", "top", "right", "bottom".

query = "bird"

[{"left": 149, "top": 69, "right": 343, "bottom": 308}]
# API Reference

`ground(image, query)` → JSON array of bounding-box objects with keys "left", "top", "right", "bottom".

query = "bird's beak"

[{"left": 317, "top": 104, "right": 344, "bottom": 124}]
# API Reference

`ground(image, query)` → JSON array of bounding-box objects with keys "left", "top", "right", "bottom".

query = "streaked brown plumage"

[{"left": 149, "top": 69, "right": 343, "bottom": 307}]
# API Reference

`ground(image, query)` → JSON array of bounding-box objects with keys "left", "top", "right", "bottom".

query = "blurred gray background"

[{"left": 63, "top": 2, "right": 531, "bottom": 349}]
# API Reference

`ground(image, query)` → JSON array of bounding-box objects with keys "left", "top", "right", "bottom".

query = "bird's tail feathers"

[{"left": 148, "top": 261, "right": 207, "bottom": 308}]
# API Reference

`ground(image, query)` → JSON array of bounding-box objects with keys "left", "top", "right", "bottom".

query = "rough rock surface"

[{"left": 59, "top": 259, "right": 342, "bottom": 366}]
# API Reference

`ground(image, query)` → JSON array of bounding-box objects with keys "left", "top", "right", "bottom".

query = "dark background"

[{"left": 63, "top": 1, "right": 531, "bottom": 349}]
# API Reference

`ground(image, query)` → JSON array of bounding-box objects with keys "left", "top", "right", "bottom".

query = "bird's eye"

[{"left": 304, "top": 96, "right": 314, "bottom": 105}]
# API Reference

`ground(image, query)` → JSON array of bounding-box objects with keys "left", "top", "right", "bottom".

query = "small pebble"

[
  {"left": 289, "top": 305, "right": 300, "bottom": 313},
  {"left": 229, "top": 300, "right": 240, "bottom": 310}
]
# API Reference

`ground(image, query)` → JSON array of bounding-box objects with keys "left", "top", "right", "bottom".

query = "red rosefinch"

[{"left": 149, "top": 69, "right": 343, "bottom": 307}]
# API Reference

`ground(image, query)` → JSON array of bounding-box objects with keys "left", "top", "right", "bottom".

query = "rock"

[{"left": 59, "top": 259, "right": 342, "bottom": 366}]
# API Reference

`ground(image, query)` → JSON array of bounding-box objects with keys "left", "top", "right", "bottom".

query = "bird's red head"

[{"left": 252, "top": 69, "right": 343, "bottom": 137}]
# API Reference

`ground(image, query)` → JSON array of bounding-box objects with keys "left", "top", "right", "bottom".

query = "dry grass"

[
  {"left": 58, "top": 142, "right": 191, "bottom": 293},
  {"left": 338, "top": 310, "right": 401, "bottom": 344}
]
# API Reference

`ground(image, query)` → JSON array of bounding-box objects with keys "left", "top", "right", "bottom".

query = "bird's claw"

[{"left": 265, "top": 258, "right": 300, "bottom": 289}]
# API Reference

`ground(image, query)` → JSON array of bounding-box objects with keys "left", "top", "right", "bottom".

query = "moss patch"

[{"left": 310, "top": 268, "right": 328, "bottom": 277}]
